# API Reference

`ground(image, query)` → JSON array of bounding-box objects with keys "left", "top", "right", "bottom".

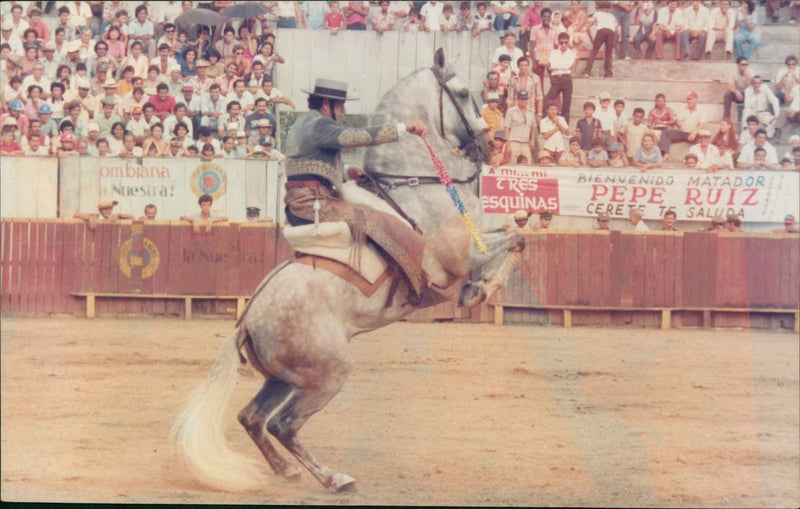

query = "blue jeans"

[
  {"left": 612, "top": 7, "right": 631, "bottom": 58},
  {"left": 277, "top": 17, "right": 297, "bottom": 29},
  {"left": 734, "top": 28, "right": 759, "bottom": 59},
  {"left": 493, "top": 13, "right": 518, "bottom": 31}
]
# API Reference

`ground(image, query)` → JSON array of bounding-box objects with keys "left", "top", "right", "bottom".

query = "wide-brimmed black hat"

[{"left": 301, "top": 78, "right": 358, "bottom": 101}]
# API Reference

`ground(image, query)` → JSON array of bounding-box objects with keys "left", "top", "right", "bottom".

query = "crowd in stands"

[{"left": 0, "top": 0, "right": 798, "bottom": 172}]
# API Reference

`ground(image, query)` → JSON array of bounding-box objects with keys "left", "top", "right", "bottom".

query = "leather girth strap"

[{"left": 294, "top": 254, "right": 398, "bottom": 301}]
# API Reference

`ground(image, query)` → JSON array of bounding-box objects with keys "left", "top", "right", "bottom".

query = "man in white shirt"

[
  {"left": 491, "top": 32, "right": 525, "bottom": 75},
  {"left": 420, "top": 1, "right": 445, "bottom": 32},
  {"left": 545, "top": 32, "right": 577, "bottom": 122},
  {"left": 706, "top": 0, "right": 735, "bottom": 57},
  {"left": 737, "top": 128, "right": 778, "bottom": 167},
  {"left": 742, "top": 75, "right": 781, "bottom": 138},
  {"left": 680, "top": 0, "right": 709, "bottom": 60},
  {"left": 654, "top": 0, "right": 684, "bottom": 60},
  {"left": 688, "top": 129, "right": 722, "bottom": 171},
  {"left": 0, "top": 20, "right": 24, "bottom": 55},
  {"left": 629, "top": 208, "right": 650, "bottom": 231},
  {"left": 660, "top": 90, "right": 706, "bottom": 156}
]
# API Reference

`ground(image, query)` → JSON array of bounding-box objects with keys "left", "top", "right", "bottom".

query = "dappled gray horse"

[{"left": 171, "top": 49, "right": 524, "bottom": 493}]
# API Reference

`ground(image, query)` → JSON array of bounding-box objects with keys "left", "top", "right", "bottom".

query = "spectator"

[
  {"left": 22, "top": 63, "right": 52, "bottom": 100},
  {"left": 653, "top": 0, "right": 683, "bottom": 61},
  {"left": 689, "top": 129, "right": 723, "bottom": 172},
  {"left": 576, "top": 101, "right": 602, "bottom": 151},
  {"left": 726, "top": 213, "right": 743, "bottom": 232},
  {"left": 0, "top": 125, "right": 23, "bottom": 155},
  {"left": 611, "top": 1, "right": 634, "bottom": 61},
  {"left": 503, "top": 90, "right": 536, "bottom": 165},
  {"left": 533, "top": 210, "right": 552, "bottom": 231},
  {"left": 596, "top": 212, "right": 611, "bottom": 230},
  {"left": 738, "top": 129, "right": 778, "bottom": 168},
  {"left": 563, "top": 1, "right": 592, "bottom": 57},
  {"left": 247, "top": 118, "right": 275, "bottom": 149},
  {"left": 218, "top": 100, "right": 245, "bottom": 139},
  {"left": 23, "top": 129, "right": 49, "bottom": 155},
  {"left": 538, "top": 101, "right": 569, "bottom": 161},
  {"left": 59, "top": 103, "right": 86, "bottom": 138},
  {"left": 492, "top": 54, "right": 514, "bottom": 100},
  {"left": 702, "top": 215, "right": 727, "bottom": 232},
  {"left": 301, "top": 1, "right": 330, "bottom": 29},
  {"left": 621, "top": 107, "right": 648, "bottom": 158},
  {"left": 117, "top": 131, "right": 142, "bottom": 157},
  {"left": 96, "top": 138, "right": 111, "bottom": 156},
  {"left": 372, "top": 2, "right": 396, "bottom": 34},
  {"left": 481, "top": 93, "right": 503, "bottom": 135},
  {"left": 127, "top": 106, "right": 149, "bottom": 142},
  {"left": 559, "top": 136, "right": 588, "bottom": 166},
  {"left": 629, "top": 208, "right": 649, "bottom": 231},
  {"left": 388, "top": 1, "right": 410, "bottom": 29},
  {"left": 245, "top": 98, "right": 276, "bottom": 135},
  {"left": 404, "top": 7, "right": 422, "bottom": 32},
  {"left": 139, "top": 204, "right": 158, "bottom": 221},
  {"left": 723, "top": 56, "right": 752, "bottom": 120},
  {"left": 23, "top": 85, "right": 44, "bottom": 121},
  {"left": 613, "top": 99, "right": 628, "bottom": 143},
  {"left": 594, "top": 91, "right": 616, "bottom": 144},
  {"left": 781, "top": 156, "right": 796, "bottom": 169},
  {"left": 119, "top": 40, "right": 149, "bottom": 80},
  {"left": 545, "top": 32, "right": 576, "bottom": 122},
  {"left": 662, "top": 210, "right": 678, "bottom": 231},
  {"left": 172, "top": 122, "right": 192, "bottom": 149},
  {"left": 773, "top": 55, "right": 799, "bottom": 105},
  {"left": 214, "top": 27, "right": 237, "bottom": 60},
  {"left": 734, "top": 0, "right": 759, "bottom": 60},
  {"left": 157, "top": 23, "right": 180, "bottom": 54},
  {"left": 253, "top": 42, "right": 284, "bottom": 80},
  {"left": 659, "top": 91, "right": 706, "bottom": 158},
  {"left": 632, "top": 132, "right": 663, "bottom": 172},
  {"left": 256, "top": 78, "right": 295, "bottom": 115},
  {"left": 440, "top": 4, "right": 460, "bottom": 32},
  {"left": 508, "top": 57, "right": 543, "bottom": 116},
  {"left": 180, "top": 194, "right": 228, "bottom": 234},
  {"left": 27, "top": 7, "right": 49, "bottom": 44},
  {"left": 632, "top": 1, "right": 657, "bottom": 59},
  {"left": 583, "top": 2, "right": 618, "bottom": 78},
  {"left": 529, "top": 8, "right": 558, "bottom": 83},
  {"left": 21, "top": 118, "right": 49, "bottom": 151},
  {"left": 200, "top": 83, "right": 227, "bottom": 133},
  {"left": 3, "top": 100, "right": 28, "bottom": 137},
  {"left": 458, "top": 2, "right": 475, "bottom": 34},
  {"left": 229, "top": 46, "right": 252, "bottom": 78},
  {"left": 588, "top": 139, "right": 609, "bottom": 167},
  {"left": 215, "top": 62, "right": 239, "bottom": 96},
  {"left": 472, "top": 2, "right": 494, "bottom": 36},
  {"left": 195, "top": 126, "right": 221, "bottom": 153},
  {"left": 739, "top": 114, "right": 760, "bottom": 149},
  {"left": 84, "top": 123, "right": 101, "bottom": 154},
  {"left": 420, "top": 1, "right": 445, "bottom": 32},
  {"left": 785, "top": 135, "right": 800, "bottom": 162},
  {"left": 681, "top": 0, "right": 709, "bottom": 60},
  {"left": 128, "top": 5, "right": 156, "bottom": 59},
  {"left": 773, "top": 215, "right": 800, "bottom": 233},
  {"left": 712, "top": 118, "right": 738, "bottom": 168},
  {"left": 56, "top": 132, "right": 80, "bottom": 156},
  {"left": 40, "top": 42, "right": 61, "bottom": 81},
  {"left": 96, "top": 97, "right": 122, "bottom": 138},
  {"left": 142, "top": 123, "right": 169, "bottom": 155},
  {"left": 106, "top": 121, "right": 126, "bottom": 155},
  {"left": 167, "top": 136, "right": 186, "bottom": 157},
  {"left": 504, "top": 210, "right": 533, "bottom": 229},
  {"left": 147, "top": 83, "right": 175, "bottom": 122},
  {"left": 683, "top": 152, "right": 699, "bottom": 168},
  {"left": 706, "top": 0, "right": 735, "bottom": 59},
  {"left": 220, "top": 135, "right": 237, "bottom": 158},
  {"left": 243, "top": 62, "right": 268, "bottom": 96},
  {"left": 273, "top": 1, "right": 302, "bottom": 29},
  {"left": 492, "top": 1, "right": 520, "bottom": 31},
  {"left": 74, "top": 200, "right": 133, "bottom": 230},
  {"left": 325, "top": 2, "right": 347, "bottom": 34},
  {"left": 233, "top": 131, "right": 250, "bottom": 158},
  {"left": 742, "top": 75, "right": 780, "bottom": 138},
  {"left": 493, "top": 32, "right": 525, "bottom": 75},
  {"left": 607, "top": 141, "right": 628, "bottom": 167}
]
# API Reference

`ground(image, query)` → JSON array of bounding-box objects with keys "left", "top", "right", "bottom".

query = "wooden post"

[
  {"left": 493, "top": 304, "right": 504, "bottom": 325},
  {"left": 661, "top": 309, "right": 671, "bottom": 330},
  {"left": 236, "top": 297, "right": 246, "bottom": 320},
  {"left": 563, "top": 309, "right": 572, "bottom": 328},
  {"left": 703, "top": 309, "right": 711, "bottom": 328},
  {"left": 184, "top": 297, "right": 192, "bottom": 320},
  {"left": 86, "top": 294, "right": 95, "bottom": 318}
]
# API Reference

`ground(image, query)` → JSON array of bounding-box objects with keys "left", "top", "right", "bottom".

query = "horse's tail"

[{"left": 170, "top": 330, "right": 265, "bottom": 492}]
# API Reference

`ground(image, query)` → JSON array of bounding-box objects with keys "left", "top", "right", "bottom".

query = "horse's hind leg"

[
  {"left": 266, "top": 371, "right": 356, "bottom": 492},
  {"left": 237, "top": 377, "right": 302, "bottom": 481}
]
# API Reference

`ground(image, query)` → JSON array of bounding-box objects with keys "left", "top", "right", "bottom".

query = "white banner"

[
  {"left": 482, "top": 166, "right": 800, "bottom": 223},
  {"left": 59, "top": 157, "right": 285, "bottom": 222},
  {"left": 0, "top": 156, "right": 59, "bottom": 218}
]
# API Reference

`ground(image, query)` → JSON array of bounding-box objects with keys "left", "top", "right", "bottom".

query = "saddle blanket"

[{"left": 283, "top": 221, "right": 388, "bottom": 283}]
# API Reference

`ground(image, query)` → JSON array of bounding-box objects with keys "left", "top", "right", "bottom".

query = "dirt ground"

[{"left": 1, "top": 317, "right": 798, "bottom": 507}]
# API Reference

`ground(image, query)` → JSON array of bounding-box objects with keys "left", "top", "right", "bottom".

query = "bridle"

[{"left": 363, "top": 66, "right": 485, "bottom": 231}]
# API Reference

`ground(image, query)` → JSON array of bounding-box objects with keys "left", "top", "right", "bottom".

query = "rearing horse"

[{"left": 171, "top": 49, "right": 524, "bottom": 493}]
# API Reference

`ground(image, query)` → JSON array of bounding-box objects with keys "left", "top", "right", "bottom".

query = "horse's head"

[{"left": 430, "top": 48, "right": 488, "bottom": 163}]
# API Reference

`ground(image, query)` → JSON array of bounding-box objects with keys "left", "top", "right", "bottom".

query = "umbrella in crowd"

[
  {"left": 175, "top": 7, "right": 225, "bottom": 38},
  {"left": 221, "top": 2, "right": 271, "bottom": 19}
]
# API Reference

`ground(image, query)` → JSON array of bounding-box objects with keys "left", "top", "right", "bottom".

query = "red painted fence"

[{"left": 1, "top": 220, "right": 798, "bottom": 326}]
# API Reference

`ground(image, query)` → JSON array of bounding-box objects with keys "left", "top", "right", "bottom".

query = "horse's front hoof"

[
  {"left": 281, "top": 464, "right": 303, "bottom": 482},
  {"left": 330, "top": 473, "right": 357, "bottom": 493},
  {"left": 459, "top": 281, "right": 487, "bottom": 307}
]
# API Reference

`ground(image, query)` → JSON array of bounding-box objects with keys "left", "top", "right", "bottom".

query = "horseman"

[{"left": 284, "top": 78, "right": 430, "bottom": 298}]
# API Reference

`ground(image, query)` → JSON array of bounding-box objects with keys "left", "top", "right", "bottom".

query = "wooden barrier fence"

[{"left": 1, "top": 220, "right": 798, "bottom": 329}]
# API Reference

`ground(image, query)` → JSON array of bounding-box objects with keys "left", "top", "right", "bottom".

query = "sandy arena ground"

[{"left": 1, "top": 317, "right": 798, "bottom": 507}]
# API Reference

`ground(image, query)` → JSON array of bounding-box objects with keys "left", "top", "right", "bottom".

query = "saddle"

[{"left": 283, "top": 221, "right": 395, "bottom": 298}]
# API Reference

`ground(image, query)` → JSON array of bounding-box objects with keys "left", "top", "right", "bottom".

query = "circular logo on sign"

[
  {"left": 119, "top": 237, "right": 160, "bottom": 279},
  {"left": 190, "top": 162, "right": 227, "bottom": 200}
]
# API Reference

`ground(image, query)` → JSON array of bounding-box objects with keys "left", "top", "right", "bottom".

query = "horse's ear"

[{"left": 434, "top": 48, "right": 445, "bottom": 70}]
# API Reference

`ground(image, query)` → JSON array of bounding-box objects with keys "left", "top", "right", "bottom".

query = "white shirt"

[
  {"left": 634, "top": 220, "right": 650, "bottom": 231},
  {"left": 592, "top": 10, "right": 617, "bottom": 31},
  {"left": 744, "top": 85, "right": 780, "bottom": 115},
  {"left": 549, "top": 47, "right": 577, "bottom": 75},
  {"left": 709, "top": 6, "right": 736, "bottom": 30},
  {"left": 682, "top": 4, "right": 710, "bottom": 31},
  {"left": 738, "top": 141, "right": 778, "bottom": 165},
  {"left": 491, "top": 1, "right": 517, "bottom": 20},
  {"left": 657, "top": 6, "right": 684, "bottom": 34},
  {"left": 420, "top": 2, "right": 445, "bottom": 31},
  {"left": 492, "top": 45, "right": 525, "bottom": 74},
  {"left": 689, "top": 143, "right": 721, "bottom": 170},
  {"left": 595, "top": 107, "right": 616, "bottom": 135}
]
